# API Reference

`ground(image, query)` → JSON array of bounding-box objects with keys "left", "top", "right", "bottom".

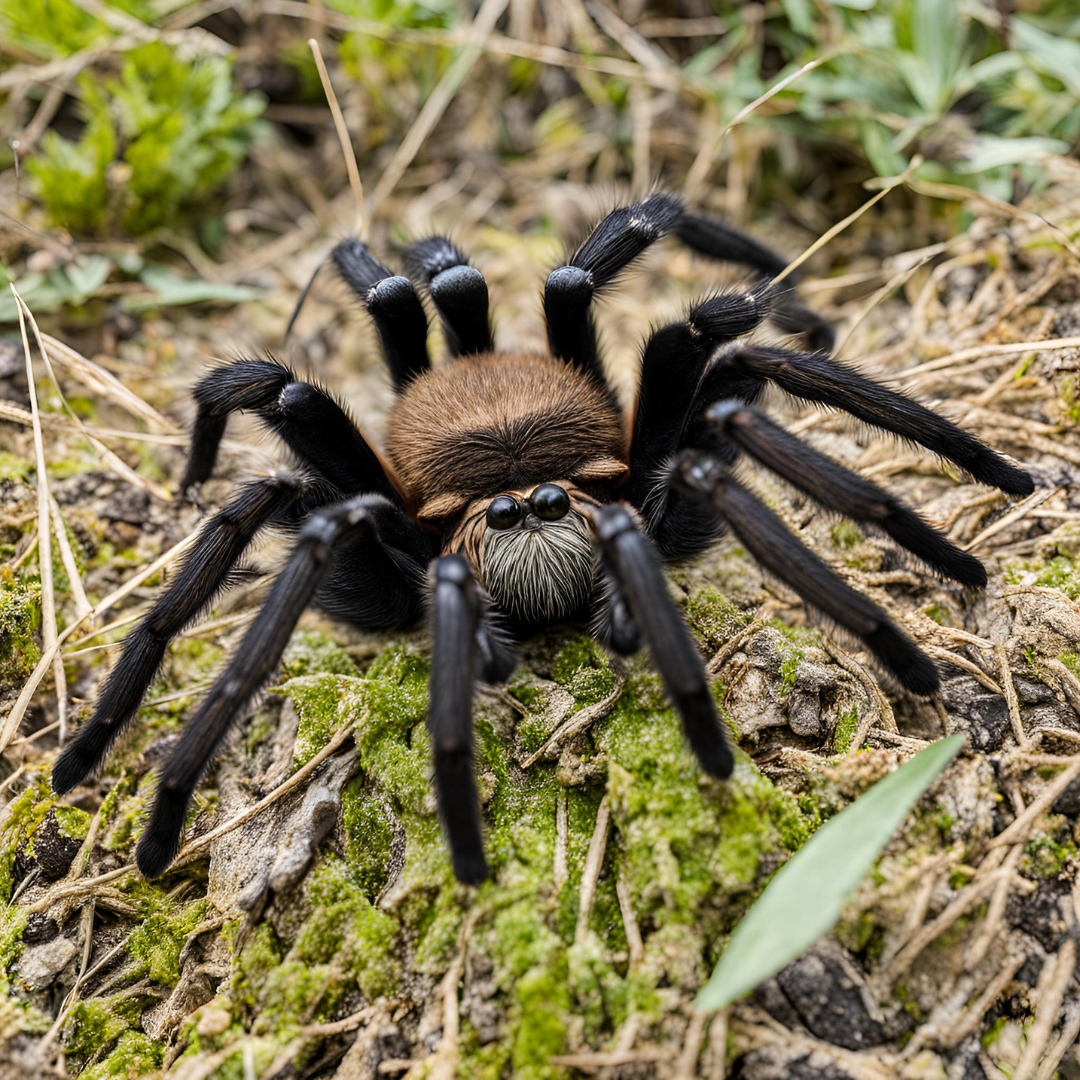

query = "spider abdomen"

[{"left": 386, "top": 351, "right": 628, "bottom": 526}]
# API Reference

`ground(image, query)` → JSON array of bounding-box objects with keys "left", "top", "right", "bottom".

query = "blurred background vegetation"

[{"left": 1, "top": 0, "right": 1078, "bottom": 294}]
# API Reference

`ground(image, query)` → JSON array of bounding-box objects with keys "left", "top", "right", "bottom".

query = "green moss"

[
  {"left": 831, "top": 521, "right": 862, "bottom": 550},
  {"left": 228, "top": 859, "right": 400, "bottom": 1057},
  {"left": 127, "top": 899, "right": 208, "bottom": 987},
  {"left": 685, "top": 587, "right": 749, "bottom": 651},
  {"left": 769, "top": 621, "right": 817, "bottom": 700},
  {"left": 296, "top": 859, "right": 400, "bottom": 999},
  {"left": 833, "top": 706, "right": 860, "bottom": 754},
  {"left": 605, "top": 667, "right": 813, "bottom": 933},
  {"left": 923, "top": 604, "right": 951, "bottom": 627},
  {"left": 282, "top": 628, "right": 360, "bottom": 679},
  {"left": 102, "top": 773, "right": 155, "bottom": 850},
  {"left": 1062, "top": 375, "right": 1080, "bottom": 424},
  {"left": 507, "top": 676, "right": 547, "bottom": 710},
  {"left": 1, "top": 772, "right": 58, "bottom": 905},
  {"left": 1061, "top": 653, "right": 1080, "bottom": 679},
  {"left": 779, "top": 651, "right": 801, "bottom": 698},
  {"left": 65, "top": 995, "right": 146, "bottom": 1062},
  {"left": 281, "top": 673, "right": 359, "bottom": 767},
  {"left": 551, "top": 637, "right": 615, "bottom": 705},
  {"left": 982, "top": 1015, "right": 1008, "bottom": 1049},
  {"left": 341, "top": 777, "right": 393, "bottom": 900},
  {"left": 1023, "top": 831, "right": 1075, "bottom": 880},
  {"left": 835, "top": 910, "right": 876, "bottom": 954},
  {"left": 0, "top": 576, "right": 42, "bottom": 679},
  {"left": 0, "top": 452, "right": 32, "bottom": 482},
  {"left": 457, "top": 1021, "right": 512, "bottom": 1079},
  {"left": 512, "top": 960, "right": 570, "bottom": 1077},
  {"left": 1035, "top": 555, "right": 1080, "bottom": 599},
  {"left": 79, "top": 1031, "right": 164, "bottom": 1079},
  {"left": 1007, "top": 554, "right": 1080, "bottom": 600},
  {"left": 54, "top": 804, "right": 91, "bottom": 840}
]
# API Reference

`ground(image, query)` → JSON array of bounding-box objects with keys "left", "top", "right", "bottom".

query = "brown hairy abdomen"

[{"left": 386, "top": 352, "right": 627, "bottom": 522}]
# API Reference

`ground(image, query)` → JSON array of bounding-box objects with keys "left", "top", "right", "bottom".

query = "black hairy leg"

[
  {"left": 629, "top": 289, "right": 772, "bottom": 508},
  {"left": 544, "top": 194, "right": 835, "bottom": 388},
  {"left": 136, "top": 494, "right": 427, "bottom": 878},
  {"left": 403, "top": 238, "right": 492, "bottom": 357},
  {"left": 429, "top": 556, "right": 485, "bottom": 883},
  {"left": 314, "top": 495, "right": 434, "bottom": 628},
  {"left": 429, "top": 554, "right": 516, "bottom": 883},
  {"left": 332, "top": 239, "right": 431, "bottom": 389},
  {"left": 694, "top": 400, "right": 987, "bottom": 586},
  {"left": 720, "top": 344, "right": 1035, "bottom": 496},
  {"left": 545, "top": 192, "right": 684, "bottom": 381},
  {"left": 181, "top": 360, "right": 399, "bottom": 501},
  {"left": 593, "top": 504, "right": 734, "bottom": 779},
  {"left": 675, "top": 452, "right": 939, "bottom": 696},
  {"left": 627, "top": 289, "right": 772, "bottom": 560},
  {"left": 53, "top": 475, "right": 307, "bottom": 796},
  {"left": 286, "top": 240, "right": 431, "bottom": 389},
  {"left": 673, "top": 211, "right": 834, "bottom": 352}
]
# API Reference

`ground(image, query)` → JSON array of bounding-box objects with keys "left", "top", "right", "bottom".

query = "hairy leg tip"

[{"left": 452, "top": 851, "right": 489, "bottom": 886}]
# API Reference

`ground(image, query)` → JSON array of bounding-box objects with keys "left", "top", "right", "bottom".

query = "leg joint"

[{"left": 545, "top": 265, "right": 593, "bottom": 311}]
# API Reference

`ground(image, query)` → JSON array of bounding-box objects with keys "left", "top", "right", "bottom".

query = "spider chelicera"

[{"left": 52, "top": 192, "right": 1034, "bottom": 883}]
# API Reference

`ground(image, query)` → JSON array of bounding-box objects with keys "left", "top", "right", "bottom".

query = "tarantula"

[{"left": 52, "top": 193, "right": 1034, "bottom": 884}]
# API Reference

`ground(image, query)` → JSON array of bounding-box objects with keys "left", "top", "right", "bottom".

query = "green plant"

[
  {"left": 752, "top": 0, "right": 1080, "bottom": 200},
  {"left": 27, "top": 42, "right": 265, "bottom": 235},
  {"left": 0, "top": 0, "right": 152, "bottom": 60},
  {"left": 698, "top": 735, "right": 963, "bottom": 1011}
]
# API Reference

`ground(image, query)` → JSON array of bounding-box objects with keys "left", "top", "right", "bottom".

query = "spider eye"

[
  {"left": 529, "top": 484, "right": 570, "bottom": 521},
  {"left": 486, "top": 495, "right": 522, "bottom": 530}
]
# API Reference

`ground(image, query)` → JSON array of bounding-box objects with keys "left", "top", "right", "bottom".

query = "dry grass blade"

[
  {"left": 49, "top": 495, "right": 92, "bottom": 621},
  {"left": 896, "top": 336, "right": 1080, "bottom": 381},
  {"left": 0, "top": 528, "right": 200, "bottom": 753},
  {"left": 260, "top": 0, "right": 671, "bottom": 87},
  {"left": 575, "top": 795, "right": 611, "bottom": 945},
  {"left": 169, "top": 719, "right": 355, "bottom": 866},
  {"left": 20, "top": 314, "right": 173, "bottom": 500},
  {"left": 835, "top": 253, "right": 937, "bottom": 359},
  {"left": 41, "top": 332, "right": 175, "bottom": 433},
  {"left": 307, "top": 37, "right": 367, "bottom": 239},
  {"left": 772, "top": 157, "right": 922, "bottom": 287},
  {"left": 1013, "top": 939, "right": 1077, "bottom": 1080},
  {"left": 368, "top": 0, "right": 511, "bottom": 214},
  {"left": 12, "top": 287, "right": 67, "bottom": 750},
  {"left": 684, "top": 55, "right": 830, "bottom": 203},
  {"left": 964, "top": 487, "right": 1060, "bottom": 552},
  {"left": 907, "top": 175, "right": 1080, "bottom": 261},
  {"left": 987, "top": 757, "right": 1080, "bottom": 852}
]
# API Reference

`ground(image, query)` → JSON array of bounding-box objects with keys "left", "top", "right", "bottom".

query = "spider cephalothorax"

[{"left": 52, "top": 192, "right": 1035, "bottom": 885}]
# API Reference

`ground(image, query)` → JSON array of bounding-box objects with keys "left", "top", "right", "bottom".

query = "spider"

[{"left": 52, "top": 192, "right": 1034, "bottom": 884}]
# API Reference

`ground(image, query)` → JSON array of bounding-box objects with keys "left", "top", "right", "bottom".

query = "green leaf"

[
  {"left": 780, "top": 0, "right": 817, "bottom": 39},
  {"left": 65, "top": 255, "right": 112, "bottom": 298},
  {"left": 1009, "top": 14, "right": 1080, "bottom": 96},
  {"left": 122, "top": 265, "right": 259, "bottom": 311},
  {"left": 955, "top": 134, "right": 1068, "bottom": 174},
  {"left": 697, "top": 735, "right": 964, "bottom": 1012},
  {"left": 0, "top": 257, "right": 114, "bottom": 323},
  {"left": 908, "top": 0, "right": 967, "bottom": 115}
]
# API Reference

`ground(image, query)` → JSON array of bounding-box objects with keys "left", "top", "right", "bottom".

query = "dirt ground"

[{"left": 1, "top": 64, "right": 1080, "bottom": 1079}]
